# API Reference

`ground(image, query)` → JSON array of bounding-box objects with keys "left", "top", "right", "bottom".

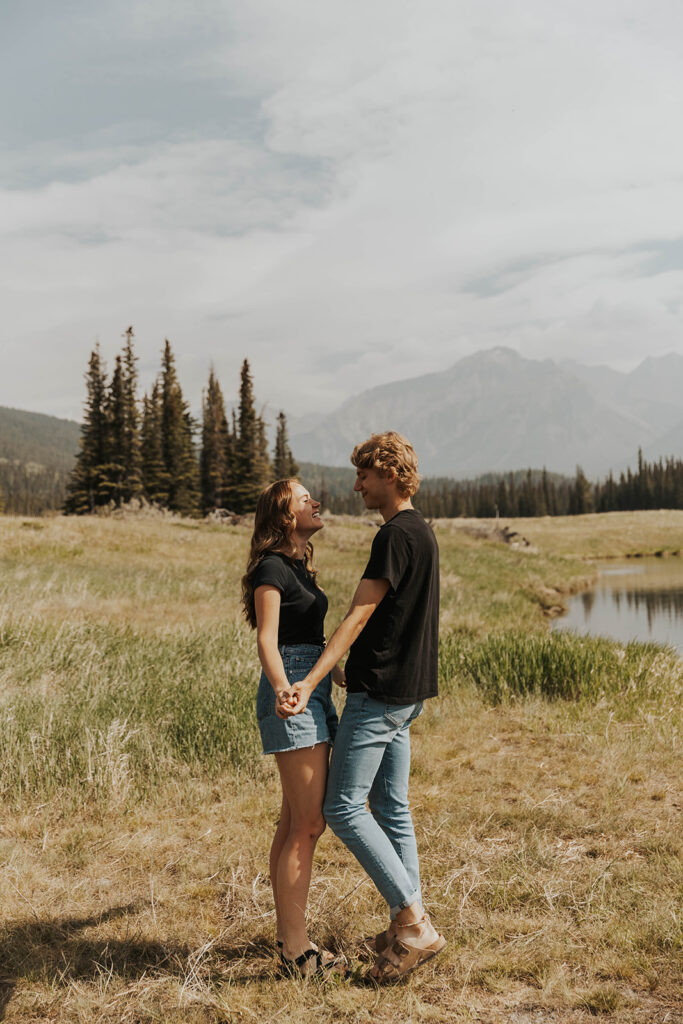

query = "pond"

[{"left": 551, "top": 556, "right": 683, "bottom": 655}]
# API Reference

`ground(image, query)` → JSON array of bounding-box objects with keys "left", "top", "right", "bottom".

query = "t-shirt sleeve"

[
  {"left": 252, "top": 557, "right": 290, "bottom": 595},
  {"left": 362, "top": 526, "right": 411, "bottom": 591}
]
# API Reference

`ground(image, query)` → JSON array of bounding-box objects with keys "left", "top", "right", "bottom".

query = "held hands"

[
  {"left": 274, "top": 664, "right": 344, "bottom": 719},
  {"left": 274, "top": 686, "right": 294, "bottom": 719},
  {"left": 275, "top": 679, "right": 314, "bottom": 719}
]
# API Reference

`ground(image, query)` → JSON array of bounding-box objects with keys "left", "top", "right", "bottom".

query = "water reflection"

[{"left": 552, "top": 558, "right": 683, "bottom": 654}]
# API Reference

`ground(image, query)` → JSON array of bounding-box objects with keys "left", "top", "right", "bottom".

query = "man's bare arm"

[{"left": 277, "top": 577, "right": 389, "bottom": 718}]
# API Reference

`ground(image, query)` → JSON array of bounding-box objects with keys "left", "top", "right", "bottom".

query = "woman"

[{"left": 242, "top": 478, "right": 345, "bottom": 979}]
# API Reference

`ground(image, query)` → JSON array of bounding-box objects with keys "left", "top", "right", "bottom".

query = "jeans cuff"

[{"left": 389, "top": 893, "right": 421, "bottom": 919}]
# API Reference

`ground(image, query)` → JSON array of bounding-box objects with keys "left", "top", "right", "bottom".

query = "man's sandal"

[
  {"left": 368, "top": 917, "right": 446, "bottom": 983},
  {"left": 363, "top": 926, "right": 393, "bottom": 956},
  {"left": 279, "top": 947, "right": 348, "bottom": 981}
]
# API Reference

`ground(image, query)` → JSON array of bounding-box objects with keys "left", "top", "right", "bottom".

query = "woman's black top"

[{"left": 251, "top": 552, "right": 327, "bottom": 646}]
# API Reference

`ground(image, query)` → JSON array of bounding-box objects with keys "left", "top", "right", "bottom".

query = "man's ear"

[{"left": 384, "top": 468, "right": 398, "bottom": 485}]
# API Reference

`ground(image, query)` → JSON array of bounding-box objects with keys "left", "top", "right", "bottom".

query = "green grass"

[
  {"left": 0, "top": 618, "right": 261, "bottom": 805},
  {"left": 0, "top": 616, "right": 679, "bottom": 810},
  {"left": 0, "top": 514, "right": 679, "bottom": 810},
  {"left": 0, "top": 513, "right": 601, "bottom": 809},
  {"left": 441, "top": 630, "right": 683, "bottom": 709}
]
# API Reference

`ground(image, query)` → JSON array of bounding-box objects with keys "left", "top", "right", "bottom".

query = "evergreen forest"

[
  {"left": 63, "top": 330, "right": 298, "bottom": 516},
  {"left": 413, "top": 456, "right": 683, "bottom": 518},
  {"left": 302, "top": 457, "right": 683, "bottom": 519}
]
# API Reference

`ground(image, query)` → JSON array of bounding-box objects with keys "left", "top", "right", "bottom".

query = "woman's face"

[{"left": 289, "top": 482, "right": 323, "bottom": 535}]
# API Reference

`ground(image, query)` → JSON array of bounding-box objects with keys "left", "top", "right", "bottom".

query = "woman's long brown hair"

[{"left": 241, "top": 479, "right": 318, "bottom": 629}]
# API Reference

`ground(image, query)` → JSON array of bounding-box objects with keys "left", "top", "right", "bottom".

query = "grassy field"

[
  {"left": 456, "top": 508, "right": 683, "bottom": 559},
  {"left": 0, "top": 510, "right": 681, "bottom": 1023}
]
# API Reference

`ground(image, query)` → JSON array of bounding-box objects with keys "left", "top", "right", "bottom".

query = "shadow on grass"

[{"left": 0, "top": 905, "right": 277, "bottom": 1018}]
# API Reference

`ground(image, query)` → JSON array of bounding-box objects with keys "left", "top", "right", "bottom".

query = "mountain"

[
  {"left": 561, "top": 356, "right": 682, "bottom": 437},
  {"left": 290, "top": 348, "right": 683, "bottom": 478}
]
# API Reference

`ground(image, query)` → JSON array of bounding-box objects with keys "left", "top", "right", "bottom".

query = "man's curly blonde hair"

[{"left": 350, "top": 431, "right": 421, "bottom": 498}]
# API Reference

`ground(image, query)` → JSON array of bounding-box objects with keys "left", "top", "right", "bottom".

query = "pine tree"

[
  {"left": 319, "top": 469, "right": 329, "bottom": 513},
  {"left": 100, "top": 353, "right": 127, "bottom": 505},
  {"left": 159, "top": 340, "right": 200, "bottom": 515},
  {"left": 273, "top": 411, "right": 299, "bottom": 479},
  {"left": 141, "top": 381, "right": 168, "bottom": 504},
  {"left": 121, "top": 326, "right": 143, "bottom": 501},
  {"left": 232, "top": 359, "right": 269, "bottom": 513},
  {"left": 507, "top": 472, "right": 518, "bottom": 517},
  {"left": 200, "top": 368, "right": 232, "bottom": 512},
  {"left": 255, "top": 413, "right": 273, "bottom": 486},
  {"left": 541, "top": 468, "right": 552, "bottom": 516},
  {"left": 569, "top": 466, "right": 593, "bottom": 515},
  {"left": 495, "top": 478, "right": 508, "bottom": 516},
  {"left": 64, "top": 345, "right": 110, "bottom": 513},
  {"left": 518, "top": 469, "right": 535, "bottom": 517}
]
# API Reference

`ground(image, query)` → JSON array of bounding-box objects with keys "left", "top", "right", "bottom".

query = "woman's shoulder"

[
  {"left": 252, "top": 551, "right": 293, "bottom": 588},
  {"left": 257, "top": 550, "right": 292, "bottom": 568}
]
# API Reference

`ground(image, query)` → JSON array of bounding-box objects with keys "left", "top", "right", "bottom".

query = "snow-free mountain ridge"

[{"left": 290, "top": 348, "right": 683, "bottom": 478}]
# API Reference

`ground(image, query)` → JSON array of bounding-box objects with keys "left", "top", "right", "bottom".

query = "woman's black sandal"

[{"left": 279, "top": 947, "right": 347, "bottom": 980}]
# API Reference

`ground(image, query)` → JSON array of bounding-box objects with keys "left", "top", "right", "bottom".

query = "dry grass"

[
  {"left": 442, "top": 509, "right": 683, "bottom": 560},
  {"left": 0, "top": 512, "right": 681, "bottom": 1022}
]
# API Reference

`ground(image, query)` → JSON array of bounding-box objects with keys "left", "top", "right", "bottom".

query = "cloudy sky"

[{"left": 2, "top": 0, "right": 683, "bottom": 421}]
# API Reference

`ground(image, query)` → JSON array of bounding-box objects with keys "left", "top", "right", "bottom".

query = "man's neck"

[{"left": 379, "top": 497, "right": 413, "bottom": 523}]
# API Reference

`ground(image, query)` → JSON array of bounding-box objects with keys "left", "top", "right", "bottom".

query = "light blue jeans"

[{"left": 323, "top": 690, "right": 423, "bottom": 917}]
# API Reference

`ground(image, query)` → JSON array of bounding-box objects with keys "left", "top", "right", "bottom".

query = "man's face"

[{"left": 354, "top": 467, "right": 391, "bottom": 509}]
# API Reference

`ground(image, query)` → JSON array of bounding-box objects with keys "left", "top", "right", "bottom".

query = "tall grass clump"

[
  {"left": 0, "top": 617, "right": 262, "bottom": 806},
  {"left": 440, "top": 629, "right": 683, "bottom": 708}
]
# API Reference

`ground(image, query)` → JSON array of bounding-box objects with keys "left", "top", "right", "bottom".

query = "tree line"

[
  {"left": 411, "top": 455, "right": 683, "bottom": 519},
  {"left": 0, "top": 462, "right": 69, "bottom": 516},
  {"left": 300, "top": 457, "right": 683, "bottom": 519},
  {"left": 65, "top": 329, "right": 298, "bottom": 516}
]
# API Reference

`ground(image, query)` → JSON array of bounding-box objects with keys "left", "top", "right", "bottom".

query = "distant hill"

[
  {"left": 0, "top": 407, "right": 80, "bottom": 514},
  {"left": 290, "top": 348, "right": 683, "bottom": 478},
  {"left": 0, "top": 406, "right": 80, "bottom": 473}
]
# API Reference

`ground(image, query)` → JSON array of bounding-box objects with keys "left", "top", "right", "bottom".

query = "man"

[{"left": 278, "top": 430, "right": 445, "bottom": 981}]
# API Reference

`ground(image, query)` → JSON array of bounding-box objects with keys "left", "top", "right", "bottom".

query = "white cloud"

[{"left": 2, "top": 0, "right": 683, "bottom": 418}]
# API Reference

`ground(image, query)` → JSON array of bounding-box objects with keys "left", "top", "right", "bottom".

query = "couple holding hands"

[{"left": 242, "top": 431, "right": 445, "bottom": 982}]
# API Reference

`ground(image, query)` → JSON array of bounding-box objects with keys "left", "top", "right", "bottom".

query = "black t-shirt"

[
  {"left": 251, "top": 552, "right": 327, "bottom": 646},
  {"left": 345, "top": 509, "right": 439, "bottom": 704}
]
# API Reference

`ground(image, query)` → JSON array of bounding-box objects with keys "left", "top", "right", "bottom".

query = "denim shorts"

[{"left": 256, "top": 643, "right": 339, "bottom": 755}]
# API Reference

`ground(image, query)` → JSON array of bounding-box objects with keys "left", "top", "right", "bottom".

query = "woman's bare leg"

[
  {"left": 273, "top": 742, "right": 329, "bottom": 960},
  {"left": 269, "top": 793, "right": 291, "bottom": 945}
]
